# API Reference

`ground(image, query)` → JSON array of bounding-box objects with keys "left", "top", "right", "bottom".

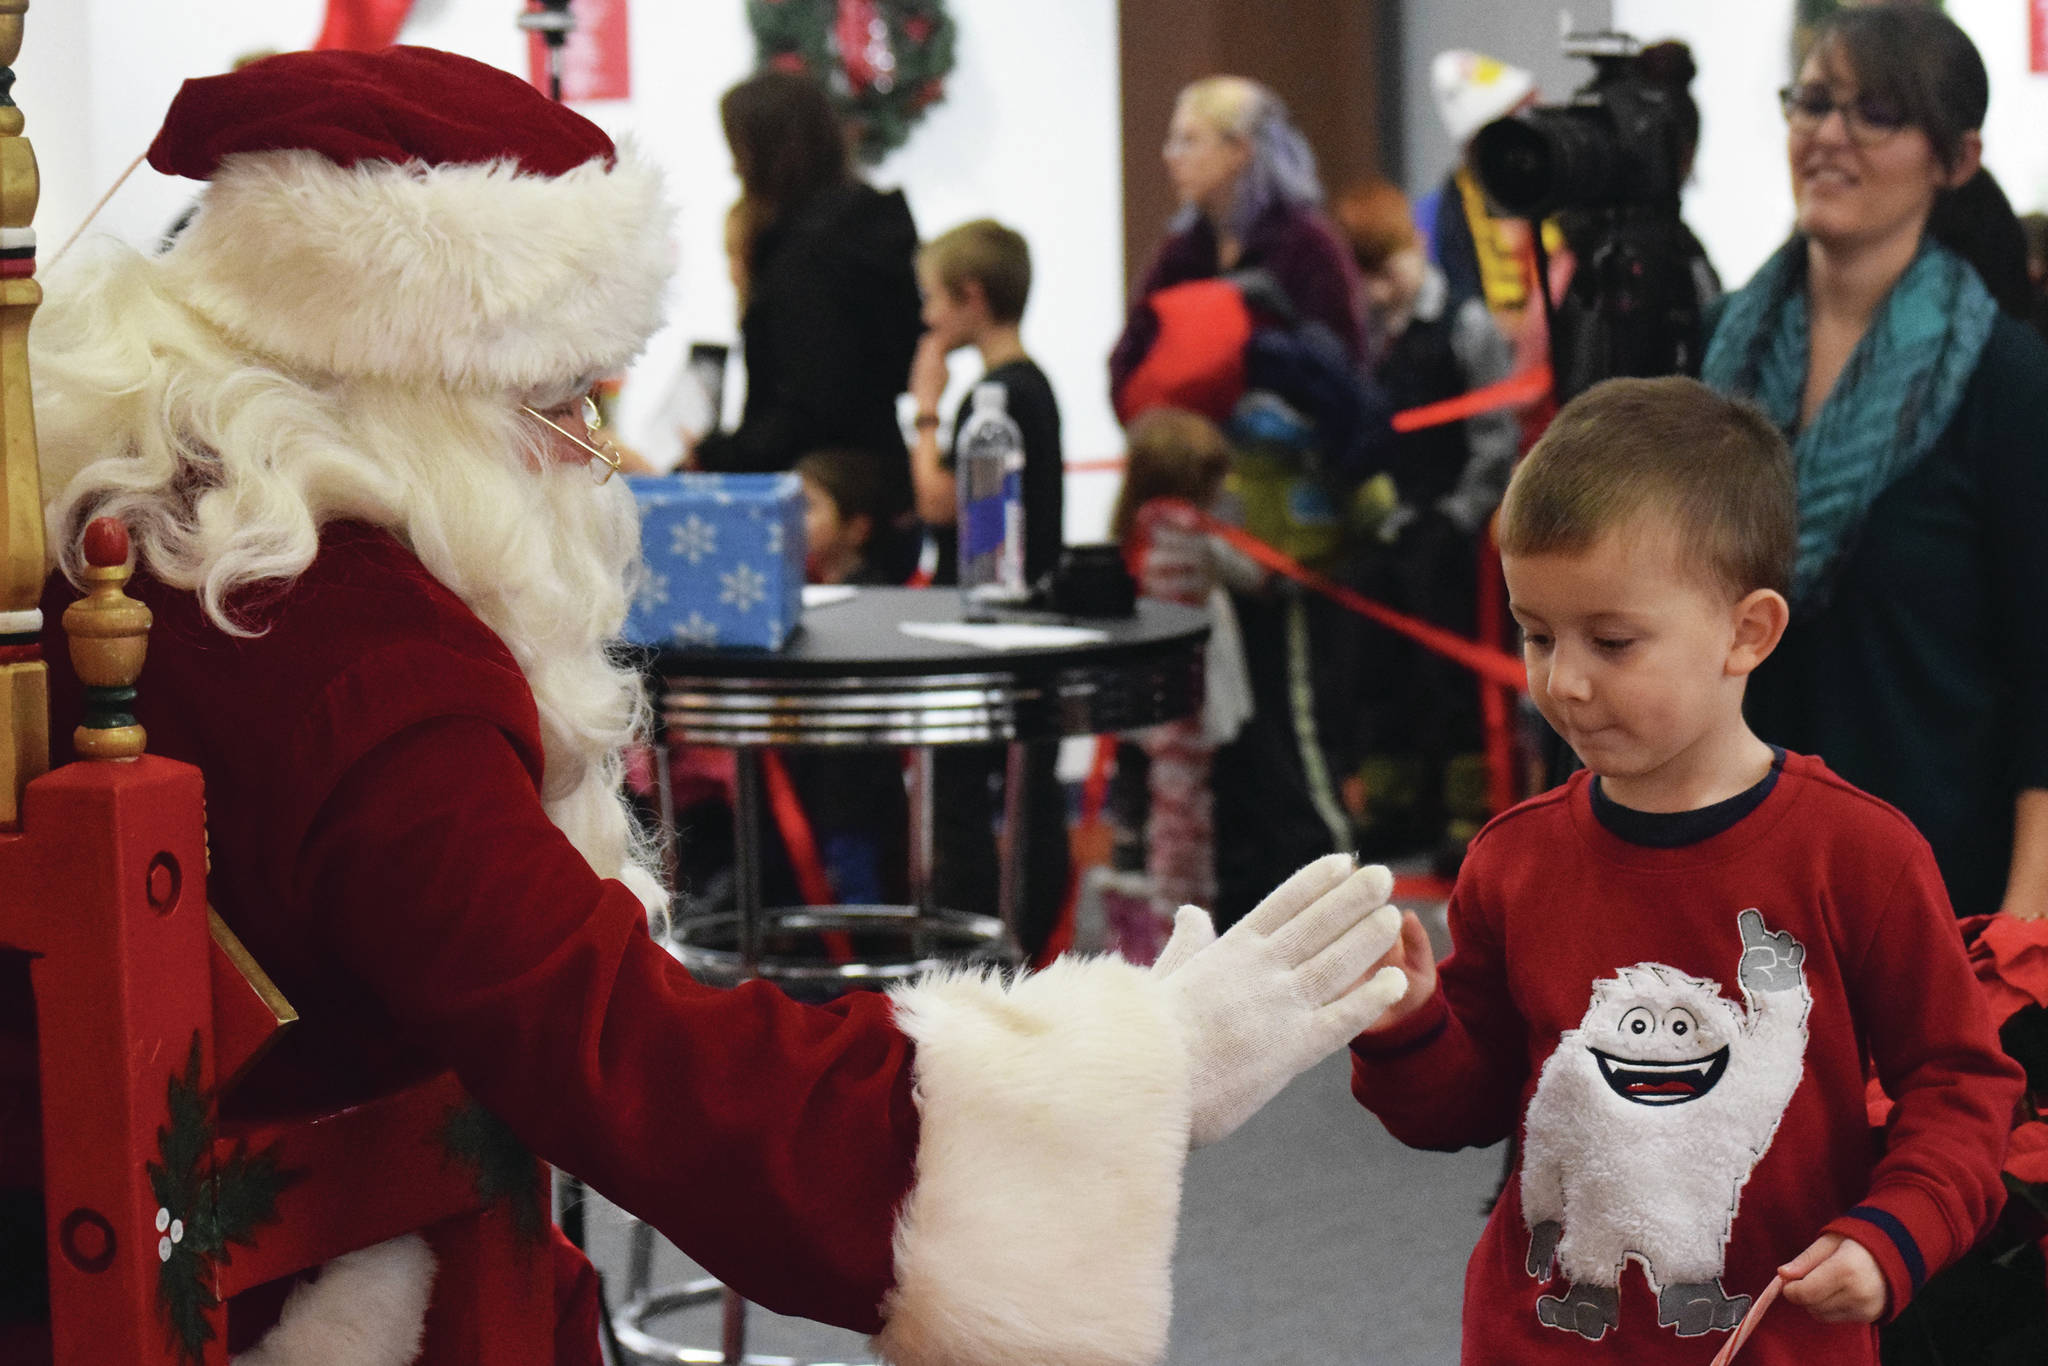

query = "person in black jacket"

[{"left": 696, "top": 72, "right": 923, "bottom": 571}]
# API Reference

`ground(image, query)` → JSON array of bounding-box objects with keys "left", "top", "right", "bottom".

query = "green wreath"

[{"left": 748, "top": 0, "right": 956, "bottom": 165}]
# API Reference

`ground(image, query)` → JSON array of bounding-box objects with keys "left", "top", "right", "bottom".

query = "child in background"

[
  {"left": 778, "top": 447, "right": 907, "bottom": 906},
  {"left": 906, "top": 218, "right": 1070, "bottom": 958},
  {"left": 1101, "top": 409, "right": 1254, "bottom": 962},
  {"left": 796, "top": 447, "right": 893, "bottom": 586},
  {"left": 1350, "top": 378, "right": 2020, "bottom": 1363},
  {"left": 907, "top": 218, "right": 1064, "bottom": 589},
  {"left": 1332, "top": 175, "right": 1518, "bottom": 868}
]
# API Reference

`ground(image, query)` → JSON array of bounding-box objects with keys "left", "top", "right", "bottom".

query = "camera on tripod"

[
  {"left": 1469, "top": 31, "right": 1687, "bottom": 221},
  {"left": 1462, "top": 30, "right": 1712, "bottom": 404}
]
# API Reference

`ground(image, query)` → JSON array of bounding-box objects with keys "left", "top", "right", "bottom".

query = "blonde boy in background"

[{"left": 906, "top": 218, "right": 1069, "bottom": 957}]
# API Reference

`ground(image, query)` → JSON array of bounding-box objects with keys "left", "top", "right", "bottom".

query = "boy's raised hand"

[
  {"left": 1778, "top": 1232, "right": 1886, "bottom": 1324},
  {"left": 1357, "top": 909, "right": 1438, "bottom": 1032},
  {"left": 909, "top": 332, "right": 950, "bottom": 414}
]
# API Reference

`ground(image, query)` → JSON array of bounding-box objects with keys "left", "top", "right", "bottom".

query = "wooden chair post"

[
  {"left": 0, "top": 0, "right": 48, "bottom": 828},
  {"left": 4, "top": 518, "right": 223, "bottom": 1364}
]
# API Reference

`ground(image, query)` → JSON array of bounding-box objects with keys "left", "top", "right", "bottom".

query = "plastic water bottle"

[{"left": 955, "top": 382, "right": 1028, "bottom": 616}]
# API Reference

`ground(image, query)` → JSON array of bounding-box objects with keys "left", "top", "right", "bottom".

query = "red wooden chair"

[
  {"left": 0, "top": 19, "right": 554, "bottom": 1356},
  {"left": 0, "top": 519, "right": 557, "bottom": 1364}
]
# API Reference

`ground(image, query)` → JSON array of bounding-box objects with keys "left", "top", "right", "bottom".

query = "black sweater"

[
  {"left": 697, "top": 183, "right": 922, "bottom": 522},
  {"left": 1740, "top": 313, "right": 2048, "bottom": 918}
]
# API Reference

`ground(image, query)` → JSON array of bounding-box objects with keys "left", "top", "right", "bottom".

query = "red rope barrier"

[
  {"left": 759, "top": 751, "right": 854, "bottom": 961},
  {"left": 1390, "top": 365, "right": 1552, "bottom": 434},
  {"left": 1063, "top": 363, "right": 1553, "bottom": 476},
  {"left": 1475, "top": 533, "right": 1519, "bottom": 815},
  {"left": 1158, "top": 499, "right": 1527, "bottom": 693}
]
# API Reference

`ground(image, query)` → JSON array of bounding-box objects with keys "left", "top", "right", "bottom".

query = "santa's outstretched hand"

[{"left": 1151, "top": 855, "right": 1407, "bottom": 1146}]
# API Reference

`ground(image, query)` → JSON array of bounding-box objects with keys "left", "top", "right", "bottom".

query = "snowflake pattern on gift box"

[
  {"left": 672, "top": 612, "right": 720, "bottom": 645},
  {"left": 721, "top": 563, "right": 768, "bottom": 614},
  {"left": 765, "top": 519, "right": 785, "bottom": 555},
  {"left": 671, "top": 515, "right": 718, "bottom": 564},
  {"left": 633, "top": 571, "right": 669, "bottom": 616}
]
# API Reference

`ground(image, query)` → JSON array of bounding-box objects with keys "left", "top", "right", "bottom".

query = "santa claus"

[{"left": 18, "top": 46, "right": 1407, "bottom": 1365}]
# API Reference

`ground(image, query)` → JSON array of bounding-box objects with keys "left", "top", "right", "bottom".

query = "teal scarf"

[{"left": 1700, "top": 237, "right": 1996, "bottom": 609}]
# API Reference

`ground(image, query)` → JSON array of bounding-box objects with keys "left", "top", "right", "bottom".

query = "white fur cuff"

[
  {"left": 878, "top": 957, "right": 1192, "bottom": 1366},
  {"left": 231, "top": 1233, "right": 435, "bottom": 1366}
]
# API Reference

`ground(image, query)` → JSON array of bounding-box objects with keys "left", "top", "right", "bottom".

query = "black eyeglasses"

[{"left": 1778, "top": 83, "right": 1910, "bottom": 146}]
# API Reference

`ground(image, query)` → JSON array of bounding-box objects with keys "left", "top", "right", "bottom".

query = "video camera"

[{"left": 1469, "top": 32, "right": 1687, "bottom": 220}]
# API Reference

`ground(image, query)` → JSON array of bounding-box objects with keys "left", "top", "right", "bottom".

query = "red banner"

[
  {"left": 2035, "top": 0, "right": 2048, "bottom": 74},
  {"left": 314, "top": 0, "right": 414, "bottom": 51},
  {"left": 528, "top": 0, "right": 632, "bottom": 102}
]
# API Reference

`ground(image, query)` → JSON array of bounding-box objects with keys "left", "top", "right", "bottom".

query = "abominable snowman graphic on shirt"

[{"left": 1521, "top": 909, "right": 1811, "bottom": 1343}]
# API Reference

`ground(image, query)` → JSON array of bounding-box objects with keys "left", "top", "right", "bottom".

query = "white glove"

[{"left": 1153, "top": 854, "right": 1406, "bottom": 1147}]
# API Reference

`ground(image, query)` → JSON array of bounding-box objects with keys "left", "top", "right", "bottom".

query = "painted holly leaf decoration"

[
  {"left": 146, "top": 1033, "right": 300, "bottom": 1365},
  {"left": 440, "top": 1100, "right": 546, "bottom": 1242}
]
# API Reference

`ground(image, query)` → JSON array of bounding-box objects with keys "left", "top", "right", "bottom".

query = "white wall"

[
  {"left": 1615, "top": 0, "right": 2048, "bottom": 292},
  {"left": 26, "top": 0, "right": 1127, "bottom": 543}
]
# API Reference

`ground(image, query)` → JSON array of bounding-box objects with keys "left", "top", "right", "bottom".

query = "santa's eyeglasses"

[{"left": 521, "top": 394, "right": 624, "bottom": 485}]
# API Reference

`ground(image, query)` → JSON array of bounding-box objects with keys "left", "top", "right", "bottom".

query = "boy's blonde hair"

[
  {"left": 1499, "top": 377, "right": 1795, "bottom": 598},
  {"left": 920, "top": 219, "right": 1032, "bottom": 325}
]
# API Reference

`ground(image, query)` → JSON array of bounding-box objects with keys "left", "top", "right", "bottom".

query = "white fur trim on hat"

[
  {"left": 1433, "top": 49, "right": 1536, "bottom": 148},
  {"left": 160, "top": 146, "right": 672, "bottom": 394},
  {"left": 232, "top": 1233, "right": 435, "bottom": 1366},
  {"left": 877, "top": 957, "right": 1191, "bottom": 1366}
]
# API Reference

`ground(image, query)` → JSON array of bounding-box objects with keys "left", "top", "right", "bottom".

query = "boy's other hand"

[
  {"left": 909, "top": 332, "right": 950, "bottom": 412},
  {"left": 1357, "top": 909, "right": 1437, "bottom": 1032},
  {"left": 1779, "top": 1233, "right": 1886, "bottom": 1324}
]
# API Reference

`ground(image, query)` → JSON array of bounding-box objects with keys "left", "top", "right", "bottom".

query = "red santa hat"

[{"left": 147, "top": 46, "right": 671, "bottom": 394}]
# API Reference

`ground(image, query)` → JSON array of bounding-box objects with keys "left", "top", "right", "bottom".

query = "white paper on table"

[
  {"left": 801, "top": 585, "right": 859, "bottom": 609},
  {"left": 898, "top": 621, "right": 1110, "bottom": 650}
]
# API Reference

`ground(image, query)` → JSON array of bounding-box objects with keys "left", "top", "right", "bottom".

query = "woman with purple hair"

[{"left": 1110, "top": 75, "right": 1363, "bottom": 390}]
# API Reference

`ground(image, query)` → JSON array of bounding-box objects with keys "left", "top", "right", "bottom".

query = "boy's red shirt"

[{"left": 1352, "top": 753, "right": 2022, "bottom": 1364}]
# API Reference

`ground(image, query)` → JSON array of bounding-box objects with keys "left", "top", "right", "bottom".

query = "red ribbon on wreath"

[{"left": 835, "top": 0, "right": 885, "bottom": 92}]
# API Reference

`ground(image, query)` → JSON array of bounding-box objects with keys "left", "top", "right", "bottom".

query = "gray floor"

[{"left": 581, "top": 902, "right": 1500, "bottom": 1366}]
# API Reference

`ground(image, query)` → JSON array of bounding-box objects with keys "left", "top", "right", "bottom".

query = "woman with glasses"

[{"left": 1703, "top": 11, "right": 2048, "bottom": 1349}]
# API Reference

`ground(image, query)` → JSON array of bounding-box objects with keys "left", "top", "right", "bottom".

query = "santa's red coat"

[{"left": 9, "top": 524, "right": 1192, "bottom": 1366}]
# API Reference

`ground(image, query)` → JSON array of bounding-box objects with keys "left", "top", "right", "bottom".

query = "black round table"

[{"left": 648, "top": 587, "right": 1208, "bottom": 983}]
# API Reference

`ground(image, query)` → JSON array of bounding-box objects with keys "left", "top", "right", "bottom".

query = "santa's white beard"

[
  {"left": 35, "top": 252, "right": 667, "bottom": 915},
  {"left": 319, "top": 390, "right": 667, "bottom": 916},
  {"left": 402, "top": 448, "right": 669, "bottom": 918}
]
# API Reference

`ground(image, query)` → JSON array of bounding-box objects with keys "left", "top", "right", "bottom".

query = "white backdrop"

[
  {"left": 1614, "top": 0, "right": 2048, "bottom": 291},
  {"left": 23, "top": 0, "right": 1130, "bottom": 541}
]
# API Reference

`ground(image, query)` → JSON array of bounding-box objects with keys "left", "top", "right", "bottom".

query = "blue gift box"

[{"left": 624, "top": 472, "right": 805, "bottom": 650}]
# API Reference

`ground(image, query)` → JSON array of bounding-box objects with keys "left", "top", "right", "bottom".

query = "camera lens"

[
  {"left": 1472, "top": 108, "right": 1624, "bottom": 219},
  {"left": 1471, "top": 119, "right": 1558, "bottom": 218}
]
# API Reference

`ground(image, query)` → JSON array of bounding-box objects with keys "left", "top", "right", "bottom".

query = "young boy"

[
  {"left": 907, "top": 218, "right": 1064, "bottom": 589},
  {"left": 795, "top": 446, "right": 893, "bottom": 586},
  {"left": 908, "top": 219, "right": 1071, "bottom": 959},
  {"left": 1350, "top": 377, "right": 2021, "bottom": 1362}
]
